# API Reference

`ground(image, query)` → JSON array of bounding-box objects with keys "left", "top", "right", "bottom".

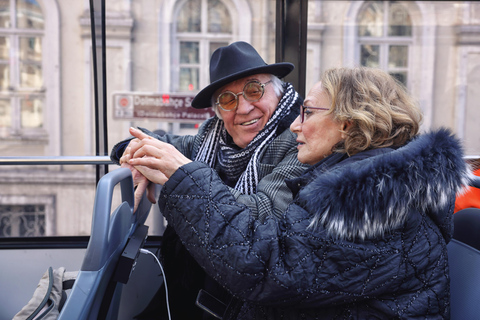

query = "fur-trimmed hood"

[{"left": 302, "top": 128, "right": 472, "bottom": 241}]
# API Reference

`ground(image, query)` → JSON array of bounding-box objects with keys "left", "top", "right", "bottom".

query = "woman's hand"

[
  {"left": 127, "top": 127, "right": 192, "bottom": 184},
  {"left": 120, "top": 162, "right": 157, "bottom": 212},
  {"left": 119, "top": 139, "right": 157, "bottom": 212}
]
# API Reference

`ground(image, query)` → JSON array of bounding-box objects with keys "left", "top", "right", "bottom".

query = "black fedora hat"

[{"left": 191, "top": 41, "right": 294, "bottom": 109}]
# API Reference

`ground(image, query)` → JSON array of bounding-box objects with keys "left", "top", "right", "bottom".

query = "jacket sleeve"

[{"left": 159, "top": 162, "right": 408, "bottom": 307}]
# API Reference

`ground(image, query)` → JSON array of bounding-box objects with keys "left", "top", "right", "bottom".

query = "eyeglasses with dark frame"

[
  {"left": 300, "top": 105, "right": 330, "bottom": 123},
  {"left": 215, "top": 80, "right": 272, "bottom": 111}
]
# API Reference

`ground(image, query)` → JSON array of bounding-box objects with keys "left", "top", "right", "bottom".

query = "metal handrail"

[
  {"left": 465, "top": 155, "right": 480, "bottom": 160},
  {"left": 0, "top": 156, "right": 113, "bottom": 166},
  {"left": 0, "top": 156, "right": 478, "bottom": 187}
]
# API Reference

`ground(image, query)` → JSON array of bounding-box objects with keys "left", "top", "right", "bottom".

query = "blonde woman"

[{"left": 128, "top": 67, "right": 471, "bottom": 319}]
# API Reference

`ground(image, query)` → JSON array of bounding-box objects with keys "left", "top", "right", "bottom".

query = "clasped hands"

[{"left": 119, "top": 127, "right": 192, "bottom": 212}]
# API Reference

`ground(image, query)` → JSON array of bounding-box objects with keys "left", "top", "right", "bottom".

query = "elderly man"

[{"left": 111, "top": 41, "right": 307, "bottom": 319}]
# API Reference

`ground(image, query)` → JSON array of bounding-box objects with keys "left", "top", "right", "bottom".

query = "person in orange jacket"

[{"left": 455, "top": 160, "right": 480, "bottom": 212}]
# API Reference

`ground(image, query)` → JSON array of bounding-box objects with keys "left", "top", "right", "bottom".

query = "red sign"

[{"left": 113, "top": 92, "right": 215, "bottom": 121}]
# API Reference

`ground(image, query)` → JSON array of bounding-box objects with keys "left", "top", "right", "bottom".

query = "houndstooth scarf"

[{"left": 195, "top": 82, "right": 299, "bottom": 194}]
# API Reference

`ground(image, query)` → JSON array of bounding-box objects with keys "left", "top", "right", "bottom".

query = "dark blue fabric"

[{"left": 159, "top": 129, "right": 472, "bottom": 319}]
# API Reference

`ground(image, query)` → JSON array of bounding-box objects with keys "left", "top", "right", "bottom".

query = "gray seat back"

[
  {"left": 448, "top": 207, "right": 480, "bottom": 319},
  {"left": 58, "top": 168, "right": 151, "bottom": 320}
]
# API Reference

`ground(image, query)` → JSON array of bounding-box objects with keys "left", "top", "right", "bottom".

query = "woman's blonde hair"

[{"left": 322, "top": 67, "right": 423, "bottom": 155}]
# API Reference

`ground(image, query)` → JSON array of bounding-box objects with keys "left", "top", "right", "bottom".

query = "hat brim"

[{"left": 191, "top": 62, "right": 294, "bottom": 109}]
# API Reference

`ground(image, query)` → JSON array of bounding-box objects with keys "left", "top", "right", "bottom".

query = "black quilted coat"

[{"left": 158, "top": 129, "right": 471, "bottom": 319}]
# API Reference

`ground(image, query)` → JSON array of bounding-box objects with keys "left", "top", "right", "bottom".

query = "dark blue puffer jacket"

[{"left": 158, "top": 129, "right": 472, "bottom": 319}]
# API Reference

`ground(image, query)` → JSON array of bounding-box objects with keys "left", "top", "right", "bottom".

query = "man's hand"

[{"left": 126, "top": 127, "right": 192, "bottom": 183}]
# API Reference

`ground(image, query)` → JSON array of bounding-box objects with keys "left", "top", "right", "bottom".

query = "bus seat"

[
  {"left": 452, "top": 208, "right": 480, "bottom": 250},
  {"left": 448, "top": 208, "right": 480, "bottom": 319},
  {"left": 471, "top": 175, "right": 480, "bottom": 189},
  {"left": 58, "top": 168, "right": 151, "bottom": 320}
]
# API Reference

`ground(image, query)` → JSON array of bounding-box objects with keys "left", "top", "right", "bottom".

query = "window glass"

[
  {"left": 0, "top": 194, "right": 56, "bottom": 237},
  {"left": 19, "top": 36, "right": 42, "bottom": 60},
  {"left": 19, "top": 36, "right": 42, "bottom": 88},
  {"left": 180, "top": 41, "right": 199, "bottom": 64},
  {"left": 390, "top": 72, "right": 407, "bottom": 85},
  {"left": 179, "top": 41, "right": 200, "bottom": 91},
  {"left": 20, "top": 63, "right": 42, "bottom": 87},
  {"left": 16, "top": 0, "right": 44, "bottom": 29},
  {"left": 388, "top": 45, "right": 408, "bottom": 68},
  {"left": 356, "top": 1, "right": 411, "bottom": 86},
  {"left": 21, "top": 97, "right": 42, "bottom": 128},
  {"left": 0, "top": 36, "right": 9, "bottom": 59},
  {"left": 0, "top": 0, "right": 11, "bottom": 28},
  {"left": 0, "top": 1, "right": 44, "bottom": 137},
  {"left": 208, "top": 0, "right": 231, "bottom": 33},
  {"left": 174, "top": 0, "right": 233, "bottom": 143},
  {"left": 0, "top": 204, "right": 46, "bottom": 237},
  {"left": 361, "top": 44, "right": 380, "bottom": 67},
  {"left": 388, "top": 1, "right": 412, "bottom": 36},
  {"left": 177, "top": 0, "right": 201, "bottom": 32},
  {"left": 180, "top": 67, "right": 199, "bottom": 92},
  {"left": 0, "top": 64, "right": 9, "bottom": 89},
  {"left": 358, "top": 1, "right": 383, "bottom": 37},
  {"left": 0, "top": 36, "right": 9, "bottom": 90},
  {"left": 175, "top": 0, "right": 233, "bottom": 96}
]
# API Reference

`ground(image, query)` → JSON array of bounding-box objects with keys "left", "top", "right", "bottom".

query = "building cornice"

[
  {"left": 456, "top": 25, "right": 480, "bottom": 45},
  {"left": 80, "top": 10, "right": 134, "bottom": 40}
]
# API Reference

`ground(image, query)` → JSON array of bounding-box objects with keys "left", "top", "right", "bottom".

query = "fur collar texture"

[{"left": 302, "top": 128, "right": 472, "bottom": 241}]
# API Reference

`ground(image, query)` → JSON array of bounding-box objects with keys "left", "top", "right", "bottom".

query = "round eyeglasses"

[
  {"left": 300, "top": 105, "right": 330, "bottom": 123},
  {"left": 215, "top": 80, "right": 272, "bottom": 111}
]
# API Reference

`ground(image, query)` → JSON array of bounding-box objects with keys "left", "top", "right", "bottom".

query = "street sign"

[{"left": 113, "top": 92, "right": 215, "bottom": 121}]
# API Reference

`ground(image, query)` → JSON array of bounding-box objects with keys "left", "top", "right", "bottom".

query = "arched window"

[
  {"left": 357, "top": 1, "right": 412, "bottom": 86},
  {"left": 0, "top": 0, "right": 45, "bottom": 138},
  {"left": 173, "top": 0, "right": 233, "bottom": 93}
]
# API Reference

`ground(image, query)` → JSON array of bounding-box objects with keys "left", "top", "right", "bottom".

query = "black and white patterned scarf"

[{"left": 195, "top": 82, "right": 300, "bottom": 194}]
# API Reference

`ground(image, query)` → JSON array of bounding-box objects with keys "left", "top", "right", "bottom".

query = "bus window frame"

[
  {"left": 0, "top": 0, "right": 308, "bottom": 248},
  {"left": 3, "top": 0, "right": 477, "bottom": 247}
]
